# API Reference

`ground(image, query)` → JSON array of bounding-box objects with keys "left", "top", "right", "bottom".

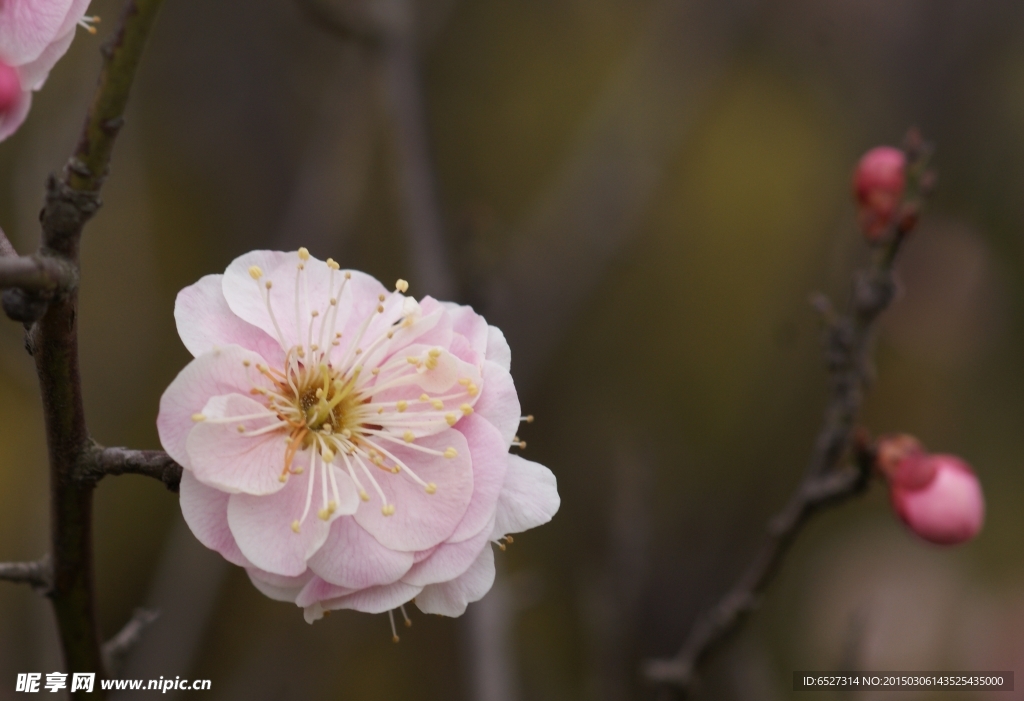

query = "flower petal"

[
  {"left": 473, "top": 361, "right": 521, "bottom": 447},
  {"left": 446, "top": 414, "right": 509, "bottom": 543},
  {"left": 157, "top": 345, "right": 274, "bottom": 469},
  {"left": 295, "top": 575, "right": 354, "bottom": 608},
  {"left": 307, "top": 516, "right": 413, "bottom": 589},
  {"left": 178, "top": 470, "right": 252, "bottom": 567},
  {"left": 186, "top": 394, "right": 290, "bottom": 495},
  {"left": 486, "top": 325, "right": 511, "bottom": 372},
  {"left": 227, "top": 463, "right": 358, "bottom": 576},
  {"left": 0, "top": 0, "right": 77, "bottom": 66},
  {"left": 175, "top": 274, "right": 283, "bottom": 362},
  {"left": 316, "top": 581, "right": 422, "bottom": 616},
  {"left": 492, "top": 454, "right": 560, "bottom": 538},
  {"left": 246, "top": 568, "right": 314, "bottom": 603},
  {"left": 414, "top": 545, "right": 495, "bottom": 617},
  {"left": 401, "top": 514, "right": 494, "bottom": 587},
  {"left": 353, "top": 428, "right": 474, "bottom": 552}
]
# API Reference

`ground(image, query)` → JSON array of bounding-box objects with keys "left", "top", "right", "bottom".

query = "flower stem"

[{"left": 27, "top": 0, "right": 164, "bottom": 696}]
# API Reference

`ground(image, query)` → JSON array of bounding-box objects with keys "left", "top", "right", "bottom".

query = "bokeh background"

[{"left": 2, "top": 0, "right": 1024, "bottom": 699}]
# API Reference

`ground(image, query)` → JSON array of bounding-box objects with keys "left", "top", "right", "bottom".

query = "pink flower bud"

[
  {"left": 889, "top": 454, "right": 984, "bottom": 545},
  {"left": 0, "top": 62, "right": 19, "bottom": 114},
  {"left": 853, "top": 146, "right": 906, "bottom": 241}
]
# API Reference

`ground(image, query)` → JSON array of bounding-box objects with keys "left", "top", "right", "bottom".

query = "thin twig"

[
  {"left": 0, "top": 224, "right": 16, "bottom": 257},
  {"left": 643, "top": 132, "right": 935, "bottom": 697},
  {"left": 23, "top": 0, "right": 165, "bottom": 695},
  {"left": 102, "top": 608, "right": 160, "bottom": 675},
  {"left": 0, "top": 254, "right": 77, "bottom": 291},
  {"left": 0, "top": 556, "right": 53, "bottom": 593},
  {"left": 77, "top": 445, "right": 183, "bottom": 491}
]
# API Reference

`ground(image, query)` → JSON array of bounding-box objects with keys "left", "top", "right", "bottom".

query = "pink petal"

[
  {"left": 157, "top": 344, "right": 275, "bottom": 469},
  {"left": 491, "top": 454, "right": 560, "bottom": 538},
  {"left": 0, "top": 88, "right": 30, "bottom": 142},
  {"left": 414, "top": 545, "right": 495, "bottom": 617},
  {"left": 15, "top": 23, "right": 72, "bottom": 90},
  {"left": 444, "top": 302, "right": 489, "bottom": 359},
  {"left": 178, "top": 470, "right": 252, "bottom": 567},
  {"left": 317, "top": 581, "right": 422, "bottom": 616},
  {"left": 222, "top": 250, "right": 390, "bottom": 351},
  {"left": 0, "top": 0, "right": 77, "bottom": 65},
  {"left": 307, "top": 516, "right": 413, "bottom": 589},
  {"left": 353, "top": 428, "right": 474, "bottom": 552},
  {"left": 175, "top": 274, "right": 283, "bottom": 363},
  {"left": 473, "top": 361, "right": 521, "bottom": 446},
  {"left": 186, "top": 394, "right": 289, "bottom": 496},
  {"left": 295, "top": 575, "right": 354, "bottom": 608},
  {"left": 401, "top": 514, "right": 494, "bottom": 587},
  {"left": 446, "top": 414, "right": 508, "bottom": 543},
  {"left": 227, "top": 464, "right": 358, "bottom": 576},
  {"left": 246, "top": 568, "right": 313, "bottom": 603},
  {"left": 486, "top": 325, "right": 511, "bottom": 372}
]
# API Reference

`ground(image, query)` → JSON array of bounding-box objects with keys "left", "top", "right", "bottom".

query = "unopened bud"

[
  {"left": 887, "top": 453, "right": 984, "bottom": 545},
  {"left": 874, "top": 433, "right": 925, "bottom": 482},
  {"left": 0, "top": 62, "right": 20, "bottom": 114},
  {"left": 853, "top": 146, "right": 906, "bottom": 242}
]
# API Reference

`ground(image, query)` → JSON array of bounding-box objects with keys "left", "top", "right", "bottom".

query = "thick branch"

[
  {"left": 0, "top": 556, "right": 53, "bottom": 593},
  {"left": 644, "top": 133, "right": 935, "bottom": 696},
  {"left": 0, "top": 224, "right": 16, "bottom": 257},
  {"left": 28, "top": 0, "right": 165, "bottom": 695},
  {"left": 103, "top": 608, "right": 160, "bottom": 674},
  {"left": 78, "top": 445, "right": 182, "bottom": 492}
]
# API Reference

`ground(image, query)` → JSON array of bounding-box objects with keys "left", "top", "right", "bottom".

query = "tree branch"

[
  {"left": 0, "top": 224, "right": 16, "bottom": 257},
  {"left": 0, "top": 556, "right": 53, "bottom": 593},
  {"left": 22, "top": 0, "right": 165, "bottom": 695},
  {"left": 0, "top": 254, "right": 77, "bottom": 292},
  {"left": 77, "top": 445, "right": 182, "bottom": 492},
  {"left": 102, "top": 608, "right": 160, "bottom": 675},
  {"left": 643, "top": 132, "right": 935, "bottom": 697}
]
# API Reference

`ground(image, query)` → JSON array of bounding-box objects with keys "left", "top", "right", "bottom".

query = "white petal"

[
  {"left": 491, "top": 454, "right": 560, "bottom": 538},
  {"left": 414, "top": 545, "right": 495, "bottom": 617}
]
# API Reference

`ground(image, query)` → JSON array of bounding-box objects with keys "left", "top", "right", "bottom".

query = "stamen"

[
  {"left": 400, "top": 604, "right": 412, "bottom": 627},
  {"left": 521, "top": 414, "right": 535, "bottom": 423},
  {"left": 389, "top": 610, "right": 400, "bottom": 643},
  {"left": 77, "top": 16, "right": 100, "bottom": 34},
  {"left": 395, "top": 279, "right": 409, "bottom": 293}
]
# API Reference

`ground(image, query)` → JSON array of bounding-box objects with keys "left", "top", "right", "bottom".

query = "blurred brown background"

[{"left": 1, "top": 0, "right": 1024, "bottom": 699}]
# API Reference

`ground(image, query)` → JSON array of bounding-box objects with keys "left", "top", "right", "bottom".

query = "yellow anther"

[
  {"left": 311, "top": 344, "right": 319, "bottom": 351},
  {"left": 191, "top": 413, "right": 206, "bottom": 422},
  {"left": 396, "top": 400, "right": 408, "bottom": 412},
  {"left": 392, "top": 635, "right": 400, "bottom": 643},
  {"left": 322, "top": 448, "right": 335, "bottom": 463},
  {"left": 382, "top": 504, "right": 396, "bottom": 517},
  {"left": 458, "top": 378, "right": 471, "bottom": 386},
  {"left": 359, "top": 490, "right": 370, "bottom": 502},
  {"left": 329, "top": 298, "right": 337, "bottom": 306},
  {"left": 237, "top": 425, "right": 246, "bottom": 433},
  {"left": 248, "top": 265, "right": 263, "bottom": 280},
  {"left": 355, "top": 348, "right": 362, "bottom": 355},
  {"left": 444, "top": 447, "right": 458, "bottom": 459},
  {"left": 387, "top": 331, "right": 394, "bottom": 339},
  {"left": 378, "top": 294, "right": 386, "bottom": 302},
  {"left": 265, "top": 280, "right": 273, "bottom": 289},
  {"left": 311, "top": 310, "right": 319, "bottom": 318},
  {"left": 328, "top": 500, "right": 337, "bottom": 513},
  {"left": 298, "top": 247, "right": 310, "bottom": 261},
  {"left": 425, "top": 483, "right": 437, "bottom": 494},
  {"left": 318, "top": 508, "right": 330, "bottom": 520},
  {"left": 445, "top": 413, "right": 457, "bottom": 426},
  {"left": 345, "top": 272, "right": 351, "bottom": 279},
  {"left": 505, "top": 535, "right": 514, "bottom": 543},
  {"left": 242, "top": 359, "right": 251, "bottom": 367},
  {"left": 378, "top": 407, "right": 384, "bottom": 414},
  {"left": 279, "top": 473, "right": 288, "bottom": 483},
  {"left": 431, "top": 399, "right": 444, "bottom": 410},
  {"left": 395, "top": 279, "right": 409, "bottom": 293},
  {"left": 428, "top": 348, "right": 441, "bottom": 358},
  {"left": 372, "top": 367, "right": 380, "bottom": 375},
  {"left": 424, "top": 357, "right": 438, "bottom": 370},
  {"left": 403, "top": 431, "right": 415, "bottom": 443},
  {"left": 315, "top": 388, "right": 324, "bottom": 398},
  {"left": 326, "top": 258, "right": 339, "bottom": 270},
  {"left": 460, "top": 403, "right": 473, "bottom": 416},
  {"left": 291, "top": 520, "right": 301, "bottom": 533},
  {"left": 419, "top": 393, "right": 429, "bottom": 402},
  {"left": 377, "top": 304, "right": 384, "bottom": 313},
  {"left": 498, "top": 542, "right": 506, "bottom": 551},
  {"left": 467, "top": 383, "right": 479, "bottom": 396},
  {"left": 341, "top": 428, "right": 352, "bottom": 438},
  {"left": 524, "top": 414, "right": 535, "bottom": 423},
  {"left": 391, "top": 466, "right": 400, "bottom": 474},
  {"left": 407, "top": 356, "right": 421, "bottom": 366}
]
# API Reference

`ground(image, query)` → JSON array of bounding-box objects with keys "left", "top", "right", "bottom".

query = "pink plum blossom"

[
  {"left": 159, "top": 249, "right": 559, "bottom": 625},
  {"left": 888, "top": 453, "right": 984, "bottom": 546},
  {"left": 0, "top": 0, "right": 96, "bottom": 141},
  {"left": 852, "top": 145, "right": 906, "bottom": 241}
]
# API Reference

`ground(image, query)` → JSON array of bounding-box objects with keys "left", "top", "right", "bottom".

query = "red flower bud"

[
  {"left": 888, "top": 454, "right": 984, "bottom": 545},
  {"left": 853, "top": 146, "right": 906, "bottom": 241},
  {"left": 0, "top": 62, "right": 20, "bottom": 115}
]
